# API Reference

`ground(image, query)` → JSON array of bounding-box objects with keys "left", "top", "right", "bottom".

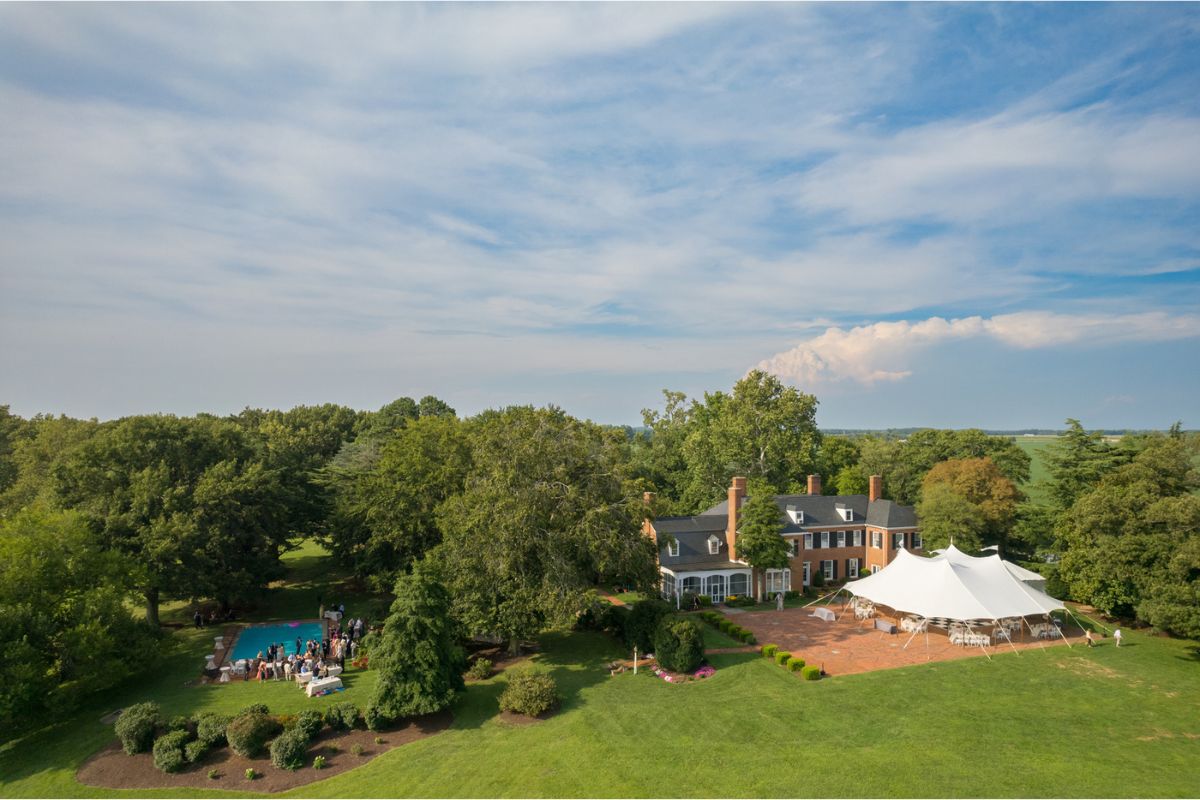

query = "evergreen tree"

[{"left": 367, "top": 562, "right": 465, "bottom": 722}]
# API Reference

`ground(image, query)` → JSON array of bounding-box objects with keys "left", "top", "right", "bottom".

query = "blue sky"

[{"left": 1, "top": 3, "right": 1198, "bottom": 429}]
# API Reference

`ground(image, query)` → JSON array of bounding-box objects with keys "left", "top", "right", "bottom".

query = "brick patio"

[{"left": 725, "top": 604, "right": 1082, "bottom": 676}]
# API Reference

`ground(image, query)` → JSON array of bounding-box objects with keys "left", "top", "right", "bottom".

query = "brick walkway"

[{"left": 726, "top": 606, "right": 1081, "bottom": 677}]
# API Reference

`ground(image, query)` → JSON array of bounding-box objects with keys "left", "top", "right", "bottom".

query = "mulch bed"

[
  {"left": 497, "top": 706, "right": 557, "bottom": 725},
  {"left": 76, "top": 711, "right": 452, "bottom": 793}
]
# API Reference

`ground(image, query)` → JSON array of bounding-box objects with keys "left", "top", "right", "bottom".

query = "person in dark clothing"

[
  {"left": 295, "top": 637, "right": 302, "bottom": 656},
  {"left": 193, "top": 611, "right": 203, "bottom": 629}
]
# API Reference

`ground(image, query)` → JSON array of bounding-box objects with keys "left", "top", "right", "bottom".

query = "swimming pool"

[{"left": 229, "top": 621, "right": 324, "bottom": 661}]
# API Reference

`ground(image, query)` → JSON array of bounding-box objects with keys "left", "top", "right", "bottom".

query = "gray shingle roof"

[
  {"left": 700, "top": 493, "right": 915, "bottom": 530},
  {"left": 866, "top": 499, "right": 918, "bottom": 528},
  {"left": 654, "top": 523, "right": 736, "bottom": 570}
]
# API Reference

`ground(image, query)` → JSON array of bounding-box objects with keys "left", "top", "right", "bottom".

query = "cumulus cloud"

[{"left": 757, "top": 311, "right": 1200, "bottom": 388}]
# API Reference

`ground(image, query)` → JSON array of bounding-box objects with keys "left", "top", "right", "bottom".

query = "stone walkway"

[{"left": 726, "top": 606, "right": 1081, "bottom": 677}]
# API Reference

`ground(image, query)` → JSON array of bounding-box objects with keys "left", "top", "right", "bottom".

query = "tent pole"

[
  {"left": 802, "top": 587, "right": 842, "bottom": 609},
  {"left": 997, "top": 619, "right": 1020, "bottom": 656},
  {"left": 902, "top": 625, "right": 920, "bottom": 650},
  {"left": 1025, "top": 617, "right": 1047, "bottom": 652}
]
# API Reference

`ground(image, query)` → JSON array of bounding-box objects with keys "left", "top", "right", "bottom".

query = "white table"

[
  {"left": 306, "top": 676, "right": 343, "bottom": 697},
  {"left": 295, "top": 671, "right": 314, "bottom": 686},
  {"left": 219, "top": 666, "right": 231, "bottom": 683},
  {"left": 205, "top": 654, "right": 217, "bottom": 670},
  {"left": 810, "top": 607, "right": 836, "bottom": 622},
  {"left": 326, "top": 665, "right": 343, "bottom": 678},
  {"left": 214, "top": 636, "right": 224, "bottom": 650}
]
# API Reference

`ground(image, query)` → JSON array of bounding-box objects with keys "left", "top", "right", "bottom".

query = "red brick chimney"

[
  {"left": 807, "top": 474, "right": 822, "bottom": 496},
  {"left": 641, "top": 491, "right": 657, "bottom": 544},
  {"left": 869, "top": 474, "right": 883, "bottom": 502},
  {"left": 727, "top": 477, "right": 746, "bottom": 560}
]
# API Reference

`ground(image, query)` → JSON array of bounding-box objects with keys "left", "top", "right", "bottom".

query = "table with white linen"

[
  {"left": 810, "top": 607, "right": 836, "bottom": 622},
  {"left": 306, "top": 676, "right": 343, "bottom": 697}
]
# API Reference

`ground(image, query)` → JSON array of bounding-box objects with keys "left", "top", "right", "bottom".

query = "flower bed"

[{"left": 652, "top": 663, "right": 716, "bottom": 684}]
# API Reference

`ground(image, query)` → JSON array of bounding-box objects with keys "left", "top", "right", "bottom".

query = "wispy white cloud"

[{"left": 757, "top": 311, "right": 1200, "bottom": 389}]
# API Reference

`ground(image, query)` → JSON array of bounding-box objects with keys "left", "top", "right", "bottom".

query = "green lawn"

[
  {"left": 4, "top": 545, "right": 1200, "bottom": 798},
  {"left": 1013, "top": 435, "right": 1057, "bottom": 506}
]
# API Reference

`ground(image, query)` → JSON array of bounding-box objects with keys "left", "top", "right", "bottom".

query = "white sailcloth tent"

[{"left": 846, "top": 545, "right": 1064, "bottom": 621}]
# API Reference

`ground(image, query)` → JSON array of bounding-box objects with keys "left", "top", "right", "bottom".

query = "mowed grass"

[
  {"left": 4, "top": 547, "right": 1200, "bottom": 798},
  {"left": 1012, "top": 435, "right": 1057, "bottom": 506}
]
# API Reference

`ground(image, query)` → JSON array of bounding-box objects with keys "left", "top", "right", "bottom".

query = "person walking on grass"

[
  {"left": 1085, "top": 629, "right": 1095, "bottom": 648},
  {"left": 1114, "top": 628, "right": 1122, "bottom": 647}
]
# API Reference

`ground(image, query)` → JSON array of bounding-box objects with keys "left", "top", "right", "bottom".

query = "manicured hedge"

[
  {"left": 499, "top": 669, "right": 559, "bottom": 717},
  {"left": 624, "top": 599, "right": 674, "bottom": 653},
  {"left": 655, "top": 616, "right": 705, "bottom": 673},
  {"left": 184, "top": 739, "right": 210, "bottom": 764},
  {"left": 294, "top": 709, "right": 324, "bottom": 740},
  {"left": 152, "top": 730, "right": 190, "bottom": 773},
  {"left": 115, "top": 702, "right": 160, "bottom": 755},
  {"left": 364, "top": 704, "right": 389, "bottom": 732},
  {"left": 226, "top": 711, "right": 280, "bottom": 758},
  {"left": 786, "top": 656, "right": 806, "bottom": 672},
  {"left": 774, "top": 651, "right": 792, "bottom": 666},
  {"left": 194, "top": 712, "right": 230, "bottom": 747},
  {"left": 270, "top": 728, "right": 310, "bottom": 771},
  {"left": 801, "top": 665, "right": 821, "bottom": 681},
  {"left": 761, "top": 644, "right": 779, "bottom": 658},
  {"left": 324, "top": 702, "right": 360, "bottom": 731}
]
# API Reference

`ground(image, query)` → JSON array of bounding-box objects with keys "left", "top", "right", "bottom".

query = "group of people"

[
  {"left": 245, "top": 614, "right": 367, "bottom": 682},
  {"left": 193, "top": 608, "right": 235, "bottom": 627}
]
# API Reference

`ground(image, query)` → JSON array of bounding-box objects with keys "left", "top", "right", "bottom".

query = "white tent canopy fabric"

[{"left": 846, "top": 545, "right": 1064, "bottom": 621}]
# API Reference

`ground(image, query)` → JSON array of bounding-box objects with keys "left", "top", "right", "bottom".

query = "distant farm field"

[{"left": 1012, "top": 435, "right": 1057, "bottom": 505}]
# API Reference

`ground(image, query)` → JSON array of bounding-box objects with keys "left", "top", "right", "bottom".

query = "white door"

[{"left": 705, "top": 574, "right": 727, "bottom": 604}]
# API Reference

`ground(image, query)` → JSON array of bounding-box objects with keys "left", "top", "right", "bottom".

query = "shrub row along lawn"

[{"left": 3, "top": 546, "right": 1199, "bottom": 797}]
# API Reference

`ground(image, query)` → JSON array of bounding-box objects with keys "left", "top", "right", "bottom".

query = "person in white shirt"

[{"left": 1113, "top": 628, "right": 1122, "bottom": 647}]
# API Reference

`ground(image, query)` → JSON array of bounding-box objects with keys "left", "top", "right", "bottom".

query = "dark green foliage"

[
  {"left": 774, "top": 651, "right": 792, "bottom": 666},
  {"left": 166, "top": 715, "right": 190, "bottom": 732},
  {"left": 184, "top": 739, "right": 210, "bottom": 764},
  {"left": 762, "top": 644, "right": 778, "bottom": 658},
  {"left": 498, "top": 668, "right": 558, "bottom": 717},
  {"left": 313, "top": 754, "right": 327, "bottom": 770},
  {"left": 624, "top": 599, "right": 673, "bottom": 652},
  {"left": 270, "top": 728, "right": 310, "bottom": 771},
  {"left": 653, "top": 616, "right": 705, "bottom": 673},
  {"left": 738, "top": 481, "right": 789, "bottom": 597},
  {"left": 697, "top": 594, "right": 713, "bottom": 607},
  {"left": 364, "top": 704, "right": 389, "bottom": 732},
  {"left": 368, "top": 563, "right": 465, "bottom": 720},
  {"left": 115, "top": 702, "right": 160, "bottom": 755},
  {"left": 294, "top": 709, "right": 324, "bottom": 740},
  {"left": 324, "top": 702, "right": 360, "bottom": 731},
  {"left": 152, "top": 730, "right": 190, "bottom": 773},
  {"left": 787, "top": 656, "right": 806, "bottom": 672},
  {"left": 194, "top": 712, "right": 230, "bottom": 747},
  {"left": 1, "top": 510, "right": 159, "bottom": 732},
  {"left": 239, "top": 703, "right": 270, "bottom": 717},
  {"left": 812, "top": 571, "right": 825, "bottom": 588},
  {"left": 466, "top": 658, "right": 493, "bottom": 680},
  {"left": 801, "top": 665, "right": 821, "bottom": 680},
  {"left": 225, "top": 711, "right": 280, "bottom": 758}
]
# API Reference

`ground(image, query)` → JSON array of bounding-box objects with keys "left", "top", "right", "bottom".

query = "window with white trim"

[
  {"left": 853, "top": 530, "right": 863, "bottom": 547},
  {"left": 848, "top": 558, "right": 859, "bottom": 578},
  {"left": 912, "top": 532, "right": 923, "bottom": 549},
  {"left": 667, "top": 539, "right": 679, "bottom": 557},
  {"left": 707, "top": 535, "right": 720, "bottom": 555},
  {"left": 661, "top": 573, "right": 676, "bottom": 598},
  {"left": 729, "top": 573, "right": 749, "bottom": 596},
  {"left": 871, "top": 565, "right": 880, "bottom": 574},
  {"left": 766, "top": 568, "right": 791, "bottom": 594},
  {"left": 786, "top": 538, "right": 798, "bottom": 558},
  {"left": 893, "top": 532, "right": 905, "bottom": 550},
  {"left": 871, "top": 531, "right": 882, "bottom": 549},
  {"left": 823, "top": 560, "right": 834, "bottom": 580},
  {"left": 837, "top": 531, "right": 846, "bottom": 548},
  {"left": 803, "top": 533, "right": 813, "bottom": 550},
  {"left": 820, "top": 531, "right": 830, "bottom": 549},
  {"left": 802, "top": 561, "right": 811, "bottom": 586}
]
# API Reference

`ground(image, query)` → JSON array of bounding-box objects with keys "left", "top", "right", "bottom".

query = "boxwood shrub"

[
  {"left": 115, "top": 702, "right": 160, "bottom": 755},
  {"left": 801, "top": 665, "right": 822, "bottom": 680},
  {"left": 499, "top": 668, "right": 559, "bottom": 717},
  {"left": 786, "top": 656, "right": 806, "bottom": 672},
  {"left": 774, "top": 651, "right": 792, "bottom": 666},
  {"left": 761, "top": 644, "right": 779, "bottom": 658},
  {"left": 184, "top": 739, "right": 210, "bottom": 764},
  {"left": 294, "top": 709, "right": 324, "bottom": 740},
  {"left": 364, "top": 703, "right": 389, "bottom": 732},
  {"left": 194, "top": 712, "right": 230, "bottom": 748},
  {"left": 624, "top": 599, "right": 674, "bottom": 653},
  {"left": 270, "top": 728, "right": 310, "bottom": 771},
  {"left": 324, "top": 702, "right": 360, "bottom": 731},
  {"left": 152, "top": 730, "right": 190, "bottom": 773},
  {"left": 467, "top": 657, "right": 493, "bottom": 680},
  {"left": 226, "top": 711, "right": 280, "bottom": 758}
]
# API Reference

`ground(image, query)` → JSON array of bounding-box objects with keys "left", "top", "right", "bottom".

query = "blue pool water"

[{"left": 229, "top": 621, "right": 324, "bottom": 661}]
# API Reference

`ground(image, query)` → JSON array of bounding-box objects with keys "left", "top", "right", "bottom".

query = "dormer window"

[
  {"left": 837, "top": 505, "right": 853, "bottom": 522},
  {"left": 667, "top": 539, "right": 679, "bottom": 557},
  {"left": 707, "top": 535, "right": 720, "bottom": 555},
  {"left": 786, "top": 505, "right": 805, "bottom": 524}
]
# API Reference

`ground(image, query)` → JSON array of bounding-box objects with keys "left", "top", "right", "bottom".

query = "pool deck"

[{"left": 208, "top": 617, "right": 329, "bottom": 681}]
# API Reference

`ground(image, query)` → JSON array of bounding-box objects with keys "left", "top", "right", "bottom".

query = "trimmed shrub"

[
  {"left": 786, "top": 656, "right": 806, "bottom": 672},
  {"left": 364, "top": 704, "right": 389, "bottom": 732},
  {"left": 152, "top": 730, "right": 190, "bottom": 773},
  {"left": 761, "top": 644, "right": 779, "bottom": 658},
  {"left": 679, "top": 591, "right": 699, "bottom": 610},
  {"left": 115, "top": 702, "right": 160, "bottom": 755},
  {"left": 784, "top": 590, "right": 801, "bottom": 600},
  {"left": 599, "top": 603, "right": 631, "bottom": 638},
  {"left": 740, "top": 629, "right": 757, "bottom": 645},
  {"left": 207, "top": 769, "right": 219, "bottom": 780},
  {"left": 774, "top": 651, "right": 792, "bottom": 666},
  {"left": 239, "top": 703, "right": 270, "bottom": 717},
  {"left": 351, "top": 743, "right": 365, "bottom": 756},
  {"left": 166, "top": 715, "right": 190, "bottom": 733},
  {"left": 624, "top": 599, "right": 674, "bottom": 653},
  {"left": 294, "top": 709, "right": 324, "bottom": 740},
  {"left": 184, "top": 739, "right": 210, "bottom": 764},
  {"left": 270, "top": 728, "right": 310, "bottom": 771},
  {"left": 245, "top": 768, "right": 257, "bottom": 780},
  {"left": 697, "top": 594, "right": 713, "bottom": 607},
  {"left": 194, "top": 712, "right": 230, "bottom": 747},
  {"left": 498, "top": 668, "right": 558, "bottom": 717},
  {"left": 467, "top": 657, "right": 493, "bottom": 680},
  {"left": 654, "top": 616, "right": 705, "bottom": 673},
  {"left": 324, "top": 702, "right": 360, "bottom": 731},
  {"left": 226, "top": 712, "right": 280, "bottom": 758},
  {"left": 801, "top": 665, "right": 821, "bottom": 680}
]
